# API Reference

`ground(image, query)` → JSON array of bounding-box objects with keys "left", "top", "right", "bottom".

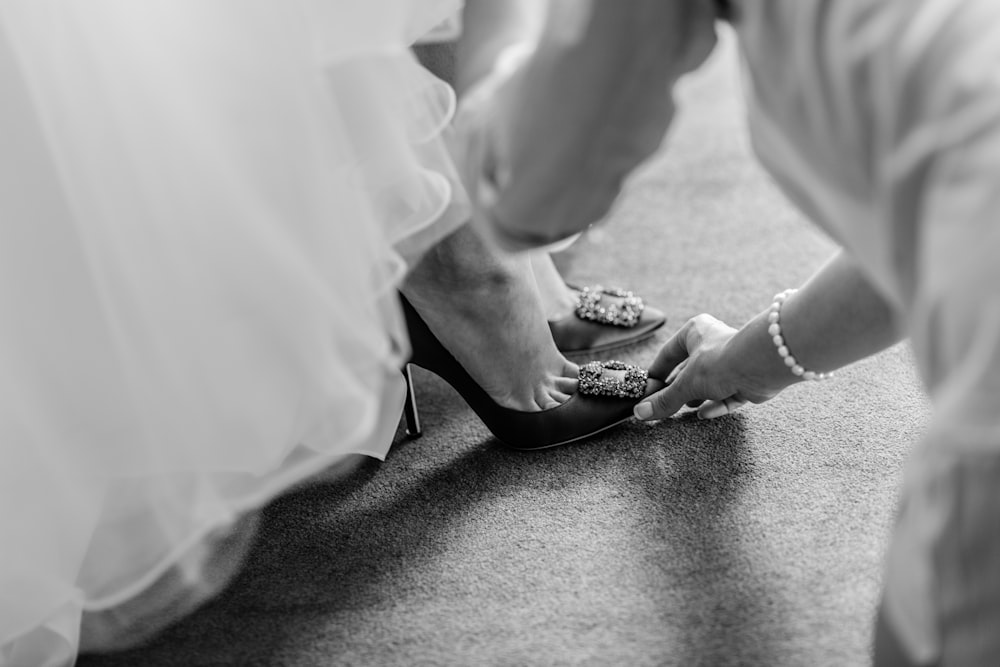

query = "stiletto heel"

[
  {"left": 398, "top": 294, "right": 657, "bottom": 450},
  {"left": 402, "top": 365, "right": 422, "bottom": 438}
]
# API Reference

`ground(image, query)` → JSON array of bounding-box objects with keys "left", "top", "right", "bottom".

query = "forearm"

[
  {"left": 637, "top": 251, "right": 904, "bottom": 419},
  {"left": 727, "top": 252, "right": 904, "bottom": 390},
  {"left": 454, "top": 0, "right": 544, "bottom": 95},
  {"left": 487, "top": 0, "right": 718, "bottom": 248},
  {"left": 413, "top": 1, "right": 543, "bottom": 96}
]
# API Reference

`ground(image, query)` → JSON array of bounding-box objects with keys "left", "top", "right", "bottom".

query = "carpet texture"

[{"left": 79, "top": 32, "right": 927, "bottom": 667}]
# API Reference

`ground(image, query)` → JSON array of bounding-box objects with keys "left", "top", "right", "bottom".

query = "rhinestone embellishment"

[
  {"left": 578, "top": 360, "right": 648, "bottom": 399},
  {"left": 575, "top": 285, "right": 645, "bottom": 328}
]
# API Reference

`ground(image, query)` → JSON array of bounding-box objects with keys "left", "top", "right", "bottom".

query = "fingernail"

[{"left": 634, "top": 402, "right": 653, "bottom": 420}]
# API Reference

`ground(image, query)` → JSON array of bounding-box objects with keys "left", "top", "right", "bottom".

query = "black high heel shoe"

[
  {"left": 549, "top": 284, "right": 666, "bottom": 355},
  {"left": 399, "top": 294, "right": 658, "bottom": 451}
]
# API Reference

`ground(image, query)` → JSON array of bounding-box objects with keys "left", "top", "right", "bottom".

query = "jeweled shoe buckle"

[
  {"left": 575, "top": 285, "right": 645, "bottom": 328},
  {"left": 578, "top": 360, "right": 648, "bottom": 399}
]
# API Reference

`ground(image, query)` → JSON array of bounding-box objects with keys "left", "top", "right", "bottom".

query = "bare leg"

[
  {"left": 414, "top": 2, "right": 578, "bottom": 330},
  {"left": 402, "top": 224, "right": 577, "bottom": 412},
  {"left": 530, "top": 252, "right": 578, "bottom": 320}
]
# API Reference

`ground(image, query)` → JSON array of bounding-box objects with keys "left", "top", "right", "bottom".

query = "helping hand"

[{"left": 634, "top": 313, "right": 787, "bottom": 421}]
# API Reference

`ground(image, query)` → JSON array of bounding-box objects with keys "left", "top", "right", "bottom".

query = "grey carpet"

[{"left": 78, "top": 32, "right": 926, "bottom": 667}]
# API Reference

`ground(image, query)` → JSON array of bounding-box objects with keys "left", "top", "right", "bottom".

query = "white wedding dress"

[{"left": 0, "top": 1, "right": 467, "bottom": 664}]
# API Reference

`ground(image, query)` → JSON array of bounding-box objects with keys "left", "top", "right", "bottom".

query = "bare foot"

[
  {"left": 402, "top": 225, "right": 577, "bottom": 411},
  {"left": 530, "top": 252, "right": 578, "bottom": 321}
]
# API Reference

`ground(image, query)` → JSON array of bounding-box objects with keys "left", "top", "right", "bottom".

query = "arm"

[
  {"left": 453, "top": 0, "right": 545, "bottom": 95},
  {"left": 476, "top": 0, "right": 719, "bottom": 250},
  {"left": 413, "top": 0, "right": 545, "bottom": 96},
  {"left": 635, "top": 251, "right": 903, "bottom": 420}
]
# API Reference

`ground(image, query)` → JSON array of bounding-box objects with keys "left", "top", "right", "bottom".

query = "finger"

[
  {"left": 647, "top": 325, "right": 691, "bottom": 381},
  {"left": 686, "top": 399, "right": 705, "bottom": 409},
  {"left": 696, "top": 396, "right": 747, "bottom": 420},
  {"left": 633, "top": 379, "right": 694, "bottom": 422},
  {"left": 696, "top": 400, "right": 729, "bottom": 420},
  {"left": 664, "top": 358, "right": 688, "bottom": 386},
  {"left": 725, "top": 396, "right": 748, "bottom": 412}
]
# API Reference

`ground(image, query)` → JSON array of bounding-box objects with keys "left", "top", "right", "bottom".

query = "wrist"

[
  {"left": 767, "top": 289, "right": 835, "bottom": 381},
  {"left": 727, "top": 309, "right": 804, "bottom": 397},
  {"left": 727, "top": 289, "right": 842, "bottom": 399}
]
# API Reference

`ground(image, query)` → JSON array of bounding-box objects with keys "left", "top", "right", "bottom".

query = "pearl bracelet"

[{"left": 766, "top": 289, "right": 834, "bottom": 381}]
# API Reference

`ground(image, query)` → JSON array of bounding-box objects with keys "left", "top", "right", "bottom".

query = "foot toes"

[
  {"left": 555, "top": 376, "right": 579, "bottom": 395},
  {"left": 537, "top": 390, "right": 572, "bottom": 410}
]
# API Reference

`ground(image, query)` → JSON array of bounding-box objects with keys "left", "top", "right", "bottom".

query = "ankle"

[
  {"left": 405, "top": 222, "right": 526, "bottom": 296},
  {"left": 403, "top": 261, "right": 520, "bottom": 314}
]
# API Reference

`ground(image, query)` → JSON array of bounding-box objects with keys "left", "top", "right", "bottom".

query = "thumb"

[{"left": 633, "top": 377, "right": 692, "bottom": 422}]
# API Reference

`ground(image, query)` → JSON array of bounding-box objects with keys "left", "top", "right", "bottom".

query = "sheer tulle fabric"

[{"left": 0, "top": 1, "right": 465, "bottom": 664}]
